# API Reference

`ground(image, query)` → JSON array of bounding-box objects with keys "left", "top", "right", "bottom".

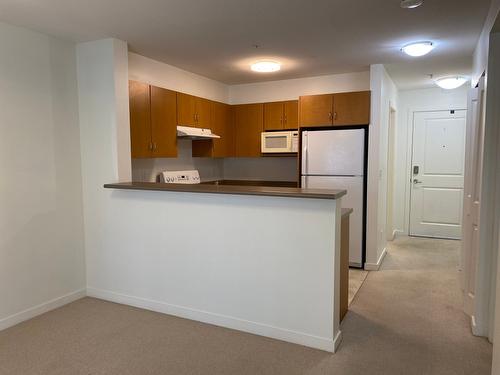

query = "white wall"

[
  {"left": 129, "top": 52, "right": 229, "bottom": 103},
  {"left": 393, "top": 86, "right": 468, "bottom": 236},
  {"left": 365, "top": 65, "right": 398, "bottom": 269},
  {"left": 0, "top": 22, "right": 86, "bottom": 329},
  {"left": 472, "top": 0, "right": 500, "bottom": 86},
  {"left": 229, "top": 71, "right": 370, "bottom": 104}
]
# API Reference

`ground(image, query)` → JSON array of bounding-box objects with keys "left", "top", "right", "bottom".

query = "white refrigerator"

[{"left": 301, "top": 128, "right": 366, "bottom": 268}]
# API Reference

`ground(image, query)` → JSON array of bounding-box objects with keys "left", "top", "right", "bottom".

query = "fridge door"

[
  {"left": 302, "top": 129, "right": 365, "bottom": 176},
  {"left": 302, "top": 175, "right": 364, "bottom": 267}
]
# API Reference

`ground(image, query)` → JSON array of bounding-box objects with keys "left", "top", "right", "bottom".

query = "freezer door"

[
  {"left": 302, "top": 175, "right": 364, "bottom": 267},
  {"left": 302, "top": 129, "right": 365, "bottom": 176}
]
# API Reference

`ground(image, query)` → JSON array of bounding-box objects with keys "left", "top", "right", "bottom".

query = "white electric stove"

[{"left": 160, "top": 170, "right": 200, "bottom": 184}]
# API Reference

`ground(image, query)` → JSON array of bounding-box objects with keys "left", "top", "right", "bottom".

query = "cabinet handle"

[
  {"left": 149, "top": 142, "right": 153, "bottom": 151},
  {"left": 153, "top": 143, "right": 157, "bottom": 151},
  {"left": 284, "top": 115, "right": 287, "bottom": 124},
  {"left": 333, "top": 112, "right": 337, "bottom": 120},
  {"left": 328, "top": 112, "right": 332, "bottom": 120}
]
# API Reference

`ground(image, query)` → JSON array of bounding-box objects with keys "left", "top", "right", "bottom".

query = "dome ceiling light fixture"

[
  {"left": 401, "top": 41, "right": 434, "bottom": 57},
  {"left": 250, "top": 61, "right": 281, "bottom": 73},
  {"left": 435, "top": 76, "right": 468, "bottom": 90},
  {"left": 400, "top": 0, "right": 423, "bottom": 9}
]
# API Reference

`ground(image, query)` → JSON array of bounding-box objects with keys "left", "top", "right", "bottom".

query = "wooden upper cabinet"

[
  {"left": 299, "top": 91, "right": 370, "bottom": 127},
  {"left": 233, "top": 103, "right": 263, "bottom": 157},
  {"left": 196, "top": 97, "right": 212, "bottom": 129},
  {"left": 333, "top": 91, "right": 371, "bottom": 126},
  {"left": 299, "top": 94, "right": 333, "bottom": 127},
  {"left": 283, "top": 100, "right": 298, "bottom": 129},
  {"left": 177, "top": 92, "right": 211, "bottom": 128},
  {"left": 192, "top": 101, "right": 233, "bottom": 158},
  {"left": 212, "top": 101, "right": 233, "bottom": 157},
  {"left": 177, "top": 92, "right": 197, "bottom": 127},
  {"left": 264, "top": 102, "right": 284, "bottom": 131},
  {"left": 129, "top": 81, "right": 178, "bottom": 159},
  {"left": 150, "top": 86, "right": 177, "bottom": 158},
  {"left": 264, "top": 100, "right": 298, "bottom": 131},
  {"left": 129, "top": 81, "right": 152, "bottom": 158}
]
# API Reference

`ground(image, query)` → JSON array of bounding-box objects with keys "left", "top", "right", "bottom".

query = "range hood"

[{"left": 177, "top": 126, "right": 220, "bottom": 140}]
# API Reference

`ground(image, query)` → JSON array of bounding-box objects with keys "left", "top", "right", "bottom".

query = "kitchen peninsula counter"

[
  {"left": 104, "top": 181, "right": 346, "bottom": 200},
  {"left": 98, "top": 180, "right": 345, "bottom": 353}
]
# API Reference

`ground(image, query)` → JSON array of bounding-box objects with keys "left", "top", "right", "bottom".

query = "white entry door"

[{"left": 410, "top": 110, "right": 466, "bottom": 239}]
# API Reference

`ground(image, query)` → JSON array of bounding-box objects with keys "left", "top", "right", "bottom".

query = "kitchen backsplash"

[
  {"left": 132, "top": 139, "right": 224, "bottom": 182},
  {"left": 132, "top": 139, "right": 298, "bottom": 182},
  {"left": 223, "top": 157, "right": 298, "bottom": 181}
]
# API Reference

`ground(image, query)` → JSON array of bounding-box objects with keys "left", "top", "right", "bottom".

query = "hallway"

[
  {"left": 0, "top": 238, "right": 492, "bottom": 375},
  {"left": 338, "top": 236, "right": 492, "bottom": 374}
]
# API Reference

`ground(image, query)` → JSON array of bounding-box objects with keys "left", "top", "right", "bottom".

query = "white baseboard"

[
  {"left": 392, "top": 229, "right": 405, "bottom": 239},
  {"left": 364, "top": 247, "right": 387, "bottom": 271},
  {"left": 87, "top": 287, "right": 339, "bottom": 353},
  {"left": 333, "top": 330, "right": 343, "bottom": 353},
  {"left": 471, "top": 315, "right": 479, "bottom": 336},
  {"left": 0, "top": 289, "right": 86, "bottom": 331}
]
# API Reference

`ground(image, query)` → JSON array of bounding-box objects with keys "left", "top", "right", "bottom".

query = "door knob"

[{"left": 413, "top": 179, "right": 423, "bottom": 184}]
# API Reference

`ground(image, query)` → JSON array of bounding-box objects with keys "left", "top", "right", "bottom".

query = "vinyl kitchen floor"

[{"left": 0, "top": 237, "right": 492, "bottom": 375}]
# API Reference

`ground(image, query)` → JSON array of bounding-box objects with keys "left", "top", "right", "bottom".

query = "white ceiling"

[{"left": 0, "top": 0, "right": 491, "bottom": 89}]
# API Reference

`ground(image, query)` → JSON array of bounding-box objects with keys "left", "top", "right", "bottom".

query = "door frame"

[
  {"left": 403, "top": 106, "right": 467, "bottom": 235},
  {"left": 386, "top": 106, "right": 397, "bottom": 241}
]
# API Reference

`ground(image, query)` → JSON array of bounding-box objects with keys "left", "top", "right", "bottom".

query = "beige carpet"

[
  {"left": 348, "top": 268, "right": 368, "bottom": 305},
  {"left": 0, "top": 237, "right": 492, "bottom": 375}
]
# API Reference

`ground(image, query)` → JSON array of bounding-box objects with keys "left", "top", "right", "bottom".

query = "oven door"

[{"left": 261, "top": 131, "right": 292, "bottom": 153}]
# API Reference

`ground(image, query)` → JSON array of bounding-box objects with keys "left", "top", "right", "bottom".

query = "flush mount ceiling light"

[
  {"left": 401, "top": 41, "right": 434, "bottom": 57},
  {"left": 400, "top": 0, "right": 423, "bottom": 9},
  {"left": 435, "top": 76, "right": 468, "bottom": 90},
  {"left": 250, "top": 61, "right": 281, "bottom": 73}
]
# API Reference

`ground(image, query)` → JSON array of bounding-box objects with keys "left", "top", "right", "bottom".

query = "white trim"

[
  {"left": 364, "top": 247, "right": 387, "bottom": 270},
  {"left": 333, "top": 330, "right": 343, "bottom": 352},
  {"left": 471, "top": 315, "right": 479, "bottom": 336},
  {"left": 0, "top": 289, "right": 86, "bottom": 331},
  {"left": 392, "top": 229, "right": 405, "bottom": 239},
  {"left": 86, "top": 287, "right": 340, "bottom": 353}
]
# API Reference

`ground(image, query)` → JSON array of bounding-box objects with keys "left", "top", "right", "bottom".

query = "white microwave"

[{"left": 261, "top": 131, "right": 299, "bottom": 153}]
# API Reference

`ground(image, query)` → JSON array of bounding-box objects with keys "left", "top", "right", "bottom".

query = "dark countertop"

[
  {"left": 201, "top": 179, "right": 298, "bottom": 188},
  {"left": 104, "top": 182, "right": 346, "bottom": 200}
]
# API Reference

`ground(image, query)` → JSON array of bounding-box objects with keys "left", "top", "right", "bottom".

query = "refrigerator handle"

[{"left": 302, "top": 131, "right": 308, "bottom": 175}]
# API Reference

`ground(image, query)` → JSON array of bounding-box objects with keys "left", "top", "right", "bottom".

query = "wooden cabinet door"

[
  {"left": 264, "top": 102, "right": 284, "bottom": 131},
  {"left": 151, "top": 86, "right": 177, "bottom": 158},
  {"left": 299, "top": 94, "right": 333, "bottom": 127},
  {"left": 233, "top": 103, "right": 263, "bottom": 157},
  {"left": 212, "top": 102, "right": 233, "bottom": 157},
  {"left": 192, "top": 101, "right": 232, "bottom": 157},
  {"left": 333, "top": 91, "right": 371, "bottom": 126},
  {"left": 177, "top": 92, "right": 197, "bottom": 127},
  {"left": 283, "top": 100, "right": 298, "bottom": 129},
  {"left": 196, "top": 97, "right": 212, "bottom": 129},
  {"left": 129, "top": 80, "right": 152, "bottom": 158}
]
